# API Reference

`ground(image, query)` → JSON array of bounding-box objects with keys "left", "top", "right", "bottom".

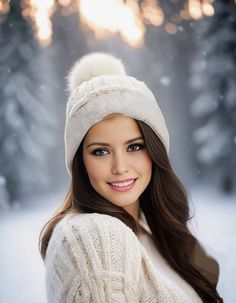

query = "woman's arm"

[{"left": 45, "top": 213, "right": 143, "bottom": 303}]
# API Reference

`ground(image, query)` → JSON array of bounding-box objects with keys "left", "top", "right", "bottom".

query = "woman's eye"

[
  {"left": 91, "top": 149, "right": 108, "bottom": 156},
  {"left": 128, "top": 143, "right": 144, "bottom": 151},
  {"left": 91, "top": 143, "right": 144, "bottom": 156}
]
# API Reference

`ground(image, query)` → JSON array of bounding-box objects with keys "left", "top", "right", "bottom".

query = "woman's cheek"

[
  {"left": 135, "top": 152, "right": 152, "bottom": 169},
  {"left": 86, "top": 158, "right": 107, "bottom": 178}
]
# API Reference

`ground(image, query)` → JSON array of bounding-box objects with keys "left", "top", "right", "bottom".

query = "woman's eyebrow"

[{"left": 86, "top": 136, "right": 144, "bottom": 148}]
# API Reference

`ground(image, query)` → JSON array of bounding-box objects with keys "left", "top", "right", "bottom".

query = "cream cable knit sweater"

[{"left": 45, "top": 211, "right": 203, "bottom": 303}]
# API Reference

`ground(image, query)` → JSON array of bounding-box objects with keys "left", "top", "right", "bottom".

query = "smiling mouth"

[{"left": 107, "top": 179, "right": 137, "bottom": 192}]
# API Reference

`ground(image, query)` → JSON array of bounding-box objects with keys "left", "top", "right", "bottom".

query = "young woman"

[{"left": 39, "top": 52, "right": 223, "bottom": 302}]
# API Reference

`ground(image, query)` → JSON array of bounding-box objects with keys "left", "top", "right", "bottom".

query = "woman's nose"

[{"left": 111, "top": 152, "right": 129, "bottom": 175}]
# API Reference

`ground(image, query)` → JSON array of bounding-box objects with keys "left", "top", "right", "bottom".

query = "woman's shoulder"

[
  {"left": 48, "top": 211, "right": 141, "bottom": 257},
  {"left": 45, "top": 213, "right": 146, "bottom": 302},
  {"left": 46, "top": 212, "right": 143, "bottom": 278},
  {"left": 55, "top": 211, "right": 136, "bottom": 237}
]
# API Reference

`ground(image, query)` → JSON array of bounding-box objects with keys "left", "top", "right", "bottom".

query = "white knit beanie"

[{"left": 65, "top": 52, "right": 169, "bottom": 176}]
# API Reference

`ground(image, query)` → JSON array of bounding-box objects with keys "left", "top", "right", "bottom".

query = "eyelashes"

[{"left": 91, "top": 143, "right": 145, "bottom": 156}]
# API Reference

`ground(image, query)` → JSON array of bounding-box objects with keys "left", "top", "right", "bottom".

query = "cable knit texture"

[{"left": 45, "top": 212, "right": 203, "bottom": 303}]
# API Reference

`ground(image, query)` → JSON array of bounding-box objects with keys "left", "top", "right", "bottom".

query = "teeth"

[{"left": 110, "top": 180, "right": 135, "bottom": 187}]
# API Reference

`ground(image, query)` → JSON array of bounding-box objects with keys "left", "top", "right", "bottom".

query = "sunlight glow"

[
  {"left": 0, "top": 0, "right": 10, "bottom": 15},
  {"left": 188, "top": 0, "right": 215, "bottom": 20},
  {"left": 165, "top": 23, "right": 177, "bottom": 35},
  {"left": 202, "top": 2, "right": 214, "bottom": 16},
  {"left": 119, "top": 1, "right": 145, "bottom": 47},
  {"left": 22, "top": 0, "right": 56, "bottom": 47},
  {"left": 58, "top": 0, "right": 71, "bottom": 6},
  {"left": 180, "top": 9, "right": 190, "bottom": 20},
  {"left": 141, "top": 0, "right": 164, "bottom": 27},
  {"left": 79, "top": 0, "right": 145, "bottom": 47},
  {"left": 188, "top": 0, "right": 203, "bottom": 20},
  {"left": 6, "top": 0, "right": 219, "bottom": 48}
]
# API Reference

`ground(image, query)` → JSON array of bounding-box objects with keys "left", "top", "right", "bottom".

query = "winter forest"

[{"left": 0, "top": 0, "right": 236, "bottom": 302}]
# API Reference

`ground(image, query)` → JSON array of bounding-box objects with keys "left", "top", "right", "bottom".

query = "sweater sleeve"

[{"left": 45, "top": 213, "right": 143, "bottom": 303}]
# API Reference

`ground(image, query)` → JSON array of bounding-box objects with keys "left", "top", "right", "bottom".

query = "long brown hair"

[{"left": 39, "top": 119, "right": 223, "bottom": 303}]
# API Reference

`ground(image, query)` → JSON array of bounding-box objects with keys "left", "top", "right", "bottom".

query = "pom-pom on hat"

[
  {"left": 67, "top": 52, "right": 126, "bottom": 92},
  {"left": 65, "top": 52, "right": 169, "bottom": 175}
]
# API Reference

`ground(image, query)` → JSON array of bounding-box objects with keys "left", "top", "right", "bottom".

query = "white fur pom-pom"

[{"left": 67, "top": 52, "right": 127, "bottom": 93}]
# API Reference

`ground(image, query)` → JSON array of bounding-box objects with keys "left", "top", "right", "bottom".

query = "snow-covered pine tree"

[
  {"left": 0, "top": 0, "right": 57, "bottom": 207},
  {"left": 190, "top": 0, "right": 236, "bottom": 193}
]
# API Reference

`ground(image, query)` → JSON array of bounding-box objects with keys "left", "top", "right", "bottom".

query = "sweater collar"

[{"left": 139, "top": 209, "right": 152, "bottom": 235}]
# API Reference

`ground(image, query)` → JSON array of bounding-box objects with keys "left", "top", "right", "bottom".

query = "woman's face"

[{"left": 82, "top": 114, "right": 152, "bottom": 218}]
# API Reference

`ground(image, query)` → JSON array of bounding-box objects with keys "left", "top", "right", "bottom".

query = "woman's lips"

[{"left": 108, "top": 179, "right": 137, "bottom": 192}]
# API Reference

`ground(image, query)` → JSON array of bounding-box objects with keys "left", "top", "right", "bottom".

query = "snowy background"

[
  {"left": 0, "top": 0, "right": 235, "bottom": 302},
  {"left": 1, "top": 184, "right": 235, "bottom": 303}
]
